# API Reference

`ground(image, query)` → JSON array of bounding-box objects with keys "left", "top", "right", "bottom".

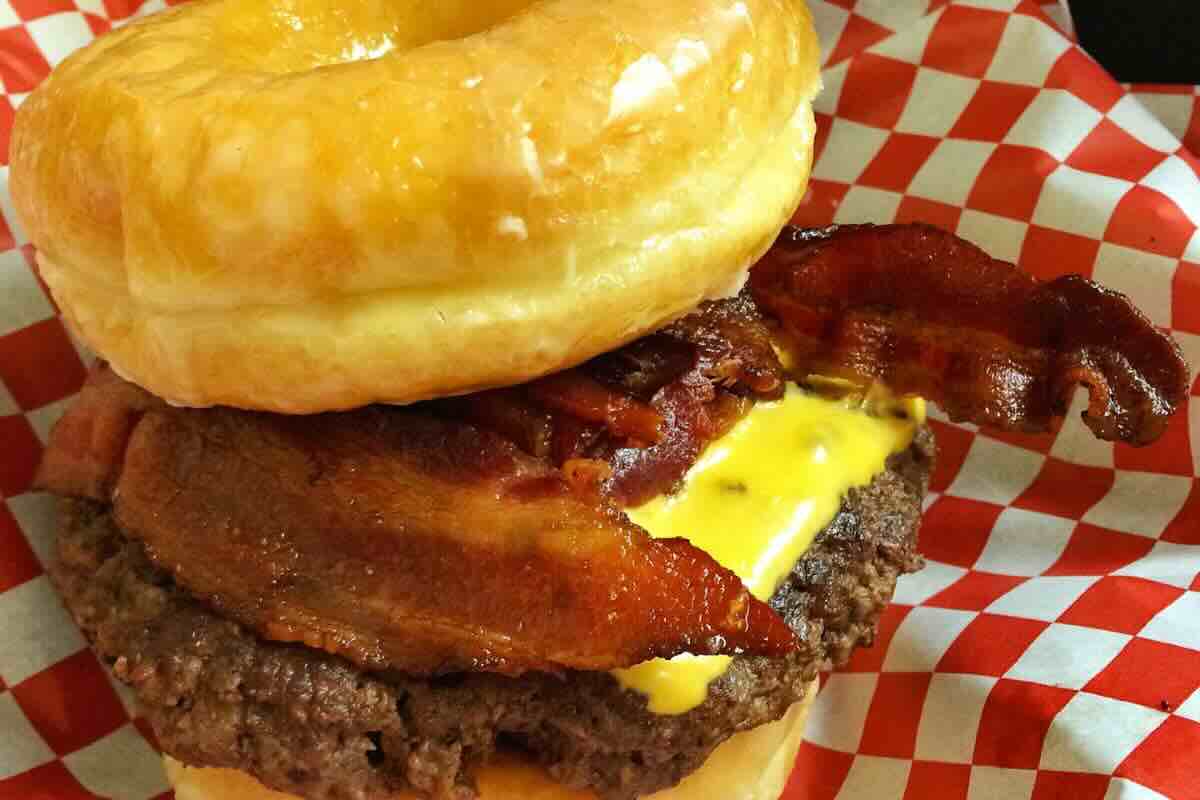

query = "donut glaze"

[{"left": 12, "top": 0, "right": 821, "bottom": 411}]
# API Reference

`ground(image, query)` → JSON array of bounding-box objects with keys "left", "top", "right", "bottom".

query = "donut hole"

[{"left": 219, "top": 0, "right": 540, "bottom": 72}]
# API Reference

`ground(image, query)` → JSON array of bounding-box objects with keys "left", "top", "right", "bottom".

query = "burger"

[{"left": 9, "top": 1, "right": 1188, "bottom": 799}]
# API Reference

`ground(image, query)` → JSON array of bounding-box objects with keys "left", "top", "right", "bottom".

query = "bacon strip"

[
  {"left": 39, "top": 222, "right": 1179, "bottom": 678},
  {"left": 527, "top": 369, "right": 665, "bottom": 444},
  {"left": 38, "top": 366, "right": 798, "bottom": 676},
  {"left": 33, "top": 364, "right": 156, "bottom": 499},
  {"left": 751, "top": 224, "right": 1190, "bottom": 445},
  {"left": 659, "top": 293, "right": 785, "bottom": 397},
  {"left": 435, "top": 297, "right": 787, "bottom": 507},
  {"left": 602, "top": 295, "right": 784, "bottom": 506},
  {"left": 439, "top": 390, "right": 556, "bottom": 459}
]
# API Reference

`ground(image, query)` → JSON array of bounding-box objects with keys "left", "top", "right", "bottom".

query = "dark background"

[{"left": 1069, "top": 1, "right": 1200, "bottom": 83}]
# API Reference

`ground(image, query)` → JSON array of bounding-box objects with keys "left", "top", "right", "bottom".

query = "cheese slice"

[{"left": 614, "top": 386, "right": 922, "bottom": 714}]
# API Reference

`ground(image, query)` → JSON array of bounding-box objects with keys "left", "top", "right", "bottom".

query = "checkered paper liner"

[{"left": 1, "top": 1, "right": 1198, "bottom": 798}]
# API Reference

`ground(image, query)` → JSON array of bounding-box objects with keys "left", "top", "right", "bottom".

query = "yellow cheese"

[{"left": 614, "top": 386, "right": 922, "bottom": 714}]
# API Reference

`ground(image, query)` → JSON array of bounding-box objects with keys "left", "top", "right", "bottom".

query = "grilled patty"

[{"left": 48, "top": 426, "right": 930, "bottom": 800}]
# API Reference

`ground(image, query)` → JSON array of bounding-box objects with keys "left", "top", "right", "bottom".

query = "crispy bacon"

[
  {"left": 33, "top": 365, "right": 156, "bottom": 499},
  {"left": 599, "top": 295, "right": 784, "bottom": 505},
  {"left": 659, "top": 293, "right": 785, "bottom": 397},
  {"left": 593, "top": 294, "right": 787, "bottom": 505},
  {"left": 435, "top": 296, "right": 787, "bottom": 506},
  {"left": 605, "top": 373, "right": 748, "bottom": 507},
  {"left": 588, "top": 333, "right": 696, "bottom": 401},
  {"left": 38, "top": 366, "right": 798, "bottom": 676},
  {"left": 751, "top": 224, "right": 1190, "bottom": 445},
  {"left": 36, "top": 222, "right": 1187, "bottom": 681},
  {"left": 439, "top": 390, "right": 556, "bottom": 459},
  {"left": 527, "top": 370, "right": 665, "bottom": 444}
]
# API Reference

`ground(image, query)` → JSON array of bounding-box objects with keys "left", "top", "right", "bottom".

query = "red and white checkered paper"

[{"left": 1, "top": 1, "right": 1198, "bottom": 798}]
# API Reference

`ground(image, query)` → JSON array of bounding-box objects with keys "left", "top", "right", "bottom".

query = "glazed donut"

[{"left": 11, "top": 0, "right": 821, "bottom": 412}]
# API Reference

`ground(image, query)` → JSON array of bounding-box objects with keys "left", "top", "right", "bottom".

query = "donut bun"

[
  {"left": 11, "top": 0, "right": 821, "bottom": 412},
  {"left": 166, "top": 682, "right": 816, "bottom": 800}
]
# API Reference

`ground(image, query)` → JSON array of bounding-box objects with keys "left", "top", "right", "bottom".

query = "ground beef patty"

[{"left": 49, "top": 427, "right": 932, "bottom": 800}]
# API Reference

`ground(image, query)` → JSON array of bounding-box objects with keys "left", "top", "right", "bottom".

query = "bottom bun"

[{"left": 167, "top": 679, "right": 817, "bottom": 800}]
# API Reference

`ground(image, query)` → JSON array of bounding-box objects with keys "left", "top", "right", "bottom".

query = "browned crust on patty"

[{"left": 49, "top": 428, "right": 932, "bottom": 800}]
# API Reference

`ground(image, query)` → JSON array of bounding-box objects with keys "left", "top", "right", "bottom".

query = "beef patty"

[{"left": 49, "top": 428, "right": 932, "bottom": 800}]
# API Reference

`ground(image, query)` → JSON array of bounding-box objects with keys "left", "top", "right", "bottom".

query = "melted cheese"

[{"left": 614, "top": 387, "right": 922, "bottom": 714}]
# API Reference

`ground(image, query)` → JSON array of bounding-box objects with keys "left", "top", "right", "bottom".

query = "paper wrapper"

[{"left": 0, "top": 1, "right": 1198, "bottom": 798}]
